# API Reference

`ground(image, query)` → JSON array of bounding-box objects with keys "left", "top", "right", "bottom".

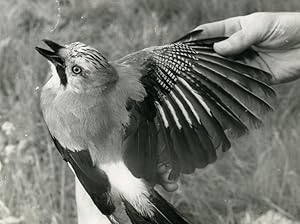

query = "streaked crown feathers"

[{"left": 64, "top": 42, "right": 111, "bottom": 71}]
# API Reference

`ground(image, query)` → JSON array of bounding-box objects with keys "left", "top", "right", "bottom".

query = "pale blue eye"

[{"left": 72, "top": 65, "right": 82, "bottom": 75}]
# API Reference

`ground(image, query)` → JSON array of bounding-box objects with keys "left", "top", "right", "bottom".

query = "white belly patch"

[{"left": 101, "top": 161, "right": 154, "bottom": 217}]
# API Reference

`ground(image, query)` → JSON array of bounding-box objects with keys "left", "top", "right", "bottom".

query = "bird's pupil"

[{"left": 73, "top": 66, "right": 81, "bottom": 74}]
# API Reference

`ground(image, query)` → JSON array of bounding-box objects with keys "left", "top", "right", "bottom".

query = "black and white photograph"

[{"left": 0, "top": 0, "right": 300, "bottom": 223}]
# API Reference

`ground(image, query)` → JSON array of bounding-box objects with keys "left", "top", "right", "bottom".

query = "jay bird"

[{"left": 35, "top": 31, "right": 275, "bottom": 224}]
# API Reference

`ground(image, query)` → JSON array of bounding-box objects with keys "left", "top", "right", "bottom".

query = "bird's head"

[{"left": 36, "top": 40, "right": 118, "bottom": 92}]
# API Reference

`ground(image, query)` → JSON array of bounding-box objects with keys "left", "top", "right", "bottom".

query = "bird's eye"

[{"left": 71, "top": 65, "right": 82, "bottom": 75}]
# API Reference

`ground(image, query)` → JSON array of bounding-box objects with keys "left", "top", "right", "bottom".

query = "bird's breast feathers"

[{"left": 41, "top": 72, "right": 146, "bottom": 159}]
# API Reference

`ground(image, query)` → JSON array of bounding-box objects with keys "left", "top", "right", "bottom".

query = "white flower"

[
  {"left": 1, "top": 122, "right": 15, "bottom": 136},
  {"left": 4, "top": 144, "right": 15, "bottom": 157}
]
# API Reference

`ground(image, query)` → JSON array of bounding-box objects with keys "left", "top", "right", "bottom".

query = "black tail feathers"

[{"left": 123, "top": 190, "right": 191, "bottom": 224}]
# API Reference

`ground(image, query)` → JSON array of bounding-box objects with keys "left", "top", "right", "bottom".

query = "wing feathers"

[
  {"left": 186, "top": 69, "right": 265, "bottom": 129},
  {"left": 124, "top": 96, "right": 158, "bottom": 182},
  {"left": 168, "top": 93, "right": 213, "bottom": 170},
  {"left": 176, "top": 78, "right": 231, "bottom": 151},
  {"left": 193, "top": 64, "right": 273, "bottom": 114},
  {"left": 155, "top": 102, "right": 180, "bottom": 180},
  {"left": 172, "top": 87, "right": 217, "bottom": 164},
  {"left": 178, "top": 72, "right": 250, "bottom": 136},
  {"left": 191, "top": 50, "right": 273, "bottom": 84},
  {"left": 194, "top": 53, "right": 276, "bottom": 97},
  {"left": 51, "top": 137, "right": 115, "bottom": 215},
  {"left": 122, "top": 41, "right": 275, "bottom": 181},
  {"left": 161, "top": 97, "right": 195, "bottom": 173}
]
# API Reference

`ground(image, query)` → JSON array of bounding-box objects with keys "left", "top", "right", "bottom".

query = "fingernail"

[
  {"left": 214, "top": 41, "right": 231, "bottom": 53},
  {"left": 168, "top": 171, "right": 178, "bottom": 181},
  {"left": 164, "top": 183, "right": 178, "bottom": 192}
]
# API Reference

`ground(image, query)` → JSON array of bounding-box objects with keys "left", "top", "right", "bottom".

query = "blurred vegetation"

[{"left": 0, "top": 0, "right": 299, "bottom": 223}]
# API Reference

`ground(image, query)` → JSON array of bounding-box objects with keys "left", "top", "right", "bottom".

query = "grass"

[{"left": 0, "top": 0, "right": 300, "bottom": 223}]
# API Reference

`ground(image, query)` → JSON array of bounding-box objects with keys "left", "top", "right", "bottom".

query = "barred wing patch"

[{"left": 121, "top": 41, "right": 275, "bottom": 182}]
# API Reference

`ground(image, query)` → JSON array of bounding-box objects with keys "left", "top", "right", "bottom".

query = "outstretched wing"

[{"left": 118, "top": 38, "right": 275, "bottom": 183}]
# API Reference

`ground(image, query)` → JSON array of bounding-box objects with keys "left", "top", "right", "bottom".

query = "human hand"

[
  {"left": 157, "top": 163, "right": 179, "bottom": 192},
  {"left": 180, "top": 12, "right": 300, "bottom": 84},
  {"left": 159, "top": 12, "right": 300, "bottom": 192}
]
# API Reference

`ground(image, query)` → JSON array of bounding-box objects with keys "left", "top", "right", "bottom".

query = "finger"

[
  {"left": 191, "top": 16, "right": 243, "bottom": 40},
  {"left": 157, "top": 164, "right": 179, "bottom": 192},
  {"left": 161, "top": 182, "right": 178, "bottom": 192},
  {"left": 160, "top": 168, "right": 178, "bottom": 190},
  {"left": 214, "top": 29, "right": 256, "bottom": 56},
  {"left": 159, "top": 168, "right": 178, "bottom": 184},
  {"left": 157, "top": 162, "right": 171, "bottom": 174}
]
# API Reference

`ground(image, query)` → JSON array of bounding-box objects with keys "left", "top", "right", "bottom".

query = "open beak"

[
  {"left": 35, "top": 39, "right": 65, "bottom": 65},
  {"left": 36, "top": 40, "right": 68, "bottom": 86}
]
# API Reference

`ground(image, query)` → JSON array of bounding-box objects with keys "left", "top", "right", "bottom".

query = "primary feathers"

[
  {"left": 36, "top": 33, "right": 275, "bottom": 224},
  {"left": 121, "top": 40, "right": 274, "bottom": 182}
]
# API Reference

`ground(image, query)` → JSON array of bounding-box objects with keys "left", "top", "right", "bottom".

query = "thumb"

[{"left": 214, "top": 29, "right": 256, "bottom": 56}]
